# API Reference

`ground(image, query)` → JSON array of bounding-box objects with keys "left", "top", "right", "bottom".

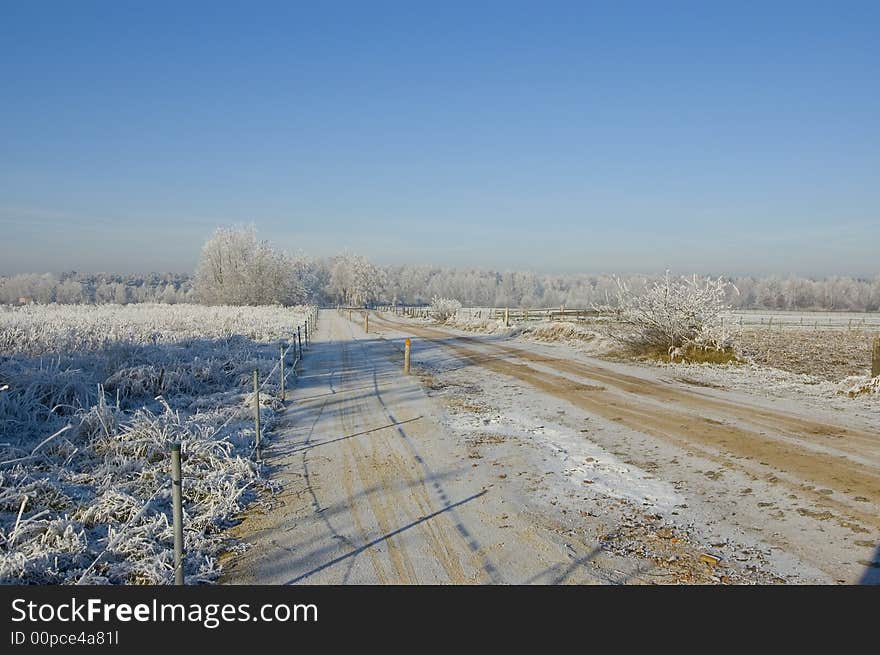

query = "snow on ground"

[
  {"left": 416, "top": 346, "right": 792, "bottom": 583},
  {"left": 444, "top": 316, "right": 615, "bottom": 356},
  {"left": 441, "top": 383, "right": 682, "bottom": 514},
  {"left": 377, "top": 312, "right": 880, "bottom": 583},
  {"left": 442, "top": 313, "right": 878, "bottom": 417},
  {"left": 374, "top": 316, "right": 797, "bottom": 583},
  {"left": 658, "top": 362, "right": 880, "bottom": 423},
  {"left": 0, "top": 303, "right": 310, "bottom": 584}
]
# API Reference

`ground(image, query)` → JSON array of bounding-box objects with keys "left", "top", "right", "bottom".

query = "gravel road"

[{"left": 222, "top": 310, "right": 880, "bottom": 584}]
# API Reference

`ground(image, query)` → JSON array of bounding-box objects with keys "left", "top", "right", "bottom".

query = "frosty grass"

[{"left": 0, "top": 303, "right": 309, "bottom": 584}]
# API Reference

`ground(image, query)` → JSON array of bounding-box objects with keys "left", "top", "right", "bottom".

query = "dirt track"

[
  {"left": 223, "top": 310, "right": 880, "bottom": 584},
  {"left": 223, "top": 310, "right": 659, "bottom": 584},
  {"left": 370, "top": 314, "right": 880, "bottom": 535}
]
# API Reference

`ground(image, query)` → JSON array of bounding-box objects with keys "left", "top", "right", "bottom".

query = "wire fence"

[
  {"left": 76, "top": 305, "right": 320, "bottom": 586},
  {"left": 433, "top": 306, "right": 880, "bottom": 332}
]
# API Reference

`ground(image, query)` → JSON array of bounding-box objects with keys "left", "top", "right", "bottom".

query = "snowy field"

[
  {"left": 722, "top": 310, "right": 880, "bottom": 331},
  {"left": 0, "top": 303, "right": 310, "bottom": 584}
]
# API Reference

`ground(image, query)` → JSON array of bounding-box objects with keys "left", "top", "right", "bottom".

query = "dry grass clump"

[
  {"left": 612, "top": 343, "right": 740, "bottom": 365},
  {"left": 518, "top": 322, "right": 595, "bottom": 342},
  {"left": 842, "top": 376, "right": 880, "bottom": 398}
]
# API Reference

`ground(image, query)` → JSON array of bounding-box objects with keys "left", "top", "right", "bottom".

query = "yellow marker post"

[{"left": 404, "top": 338, "right": 411, "bottom": 374}]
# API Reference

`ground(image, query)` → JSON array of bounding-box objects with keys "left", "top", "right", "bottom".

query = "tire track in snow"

[
  {"left": 371, "top": 314, "right": 880, "bottom": 535},
  {"left": 345, "top": 318, "right": 503, "bottom": 584},
  {"left": 341, "top": 323, "right": 476, "bottom": 583}
]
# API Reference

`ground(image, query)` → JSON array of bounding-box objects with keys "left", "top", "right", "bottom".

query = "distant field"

[{"left": 723, "top": 310, "right": 880, "bottom": 331}]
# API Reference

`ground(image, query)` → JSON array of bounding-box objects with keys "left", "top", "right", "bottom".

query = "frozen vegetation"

[
  {"left": 593, "top": 273, "right": 734, "bottom": 355},
  {"left": 434, "top": 299, "right": 879, "bottom": 406},
  {"left": 0, "top": 225, "right": 876, "bottom": 586},
  {"left": 6, "top": 268, "right": 879, "bottom": 312},
  {"left": 3, "top": 227, "right": 878, "bottom": 312},
  {"left": 0, "top": 303, "right": 310, "bottom": 584},
  {"left": 428, "top": 296, "right": 462, "bottom": 322}
]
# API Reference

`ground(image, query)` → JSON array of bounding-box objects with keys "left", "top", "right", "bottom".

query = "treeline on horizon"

[
  {"left": 2, "top": 225, "right": 878, "bottom": 312},
  {"left": 3, "top": 268, "right": 879, "bottom": 312}
]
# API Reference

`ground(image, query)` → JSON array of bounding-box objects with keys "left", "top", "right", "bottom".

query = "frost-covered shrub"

[
  {"left": 597, "top": 272, "right": 734, "bottom": 355},
  {"left": 429, "top": 296, "right": 462, "bottom": 322}
]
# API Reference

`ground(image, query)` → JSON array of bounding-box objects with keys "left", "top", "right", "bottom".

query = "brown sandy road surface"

[
  {"left": 224, "top": 310, "right": 700, "bottom": 584},
  {"left": 368, "top": 312, "right": 880, "bottom": 583}
]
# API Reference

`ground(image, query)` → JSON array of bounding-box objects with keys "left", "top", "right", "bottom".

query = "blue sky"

[{"left": 1, "top": 1, "right": 878, "bottom": 276}]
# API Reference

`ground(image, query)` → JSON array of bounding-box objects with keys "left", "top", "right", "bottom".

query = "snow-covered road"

[
  {"left": 223, "top": 309, "right": 880, "bottom": 584},
  {"left": 223, "top": 310, "right": 634, "bottom": 584}
]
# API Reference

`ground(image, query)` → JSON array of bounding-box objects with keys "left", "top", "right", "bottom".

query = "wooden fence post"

[
  {"left": 279, "top": 343, "right": 286, "bottom": 402},
  {"left": 364, "top": 312, "right": 369, "bottom": 333},
  {"left": 170, "top": 443, "right": 184, "bottom": 585},
  {"left": 253, "top": 370, "right": 261, "bottom": 461},
  {"left": 504, "top": 307, "right": 509, "bottom": 327},
  {"left": 404, "top": 338, "right": 411, "bottom": 374},
  {"left": 872, "top": 337, "right": 880, "bottom": 378}
]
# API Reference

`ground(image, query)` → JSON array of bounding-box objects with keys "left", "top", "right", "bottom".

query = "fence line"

[
  {"left": 360, "top": 303, "right": 880, "bottom": 332},
  {"left": 440, "top": 307, "right": 880, "bottom": 331},
  {"left": 132, "top": 305, "right": 318, "bottom": 585}
]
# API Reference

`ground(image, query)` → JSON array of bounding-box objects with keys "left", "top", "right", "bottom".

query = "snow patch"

[{"left": 443, "top": 400, "right": 681, "bottom": 513}]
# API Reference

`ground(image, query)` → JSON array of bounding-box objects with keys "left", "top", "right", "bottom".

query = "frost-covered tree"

[
  {"left": 194, "top": 226, "right": 300, "bottom": 306},
  {"left": 328, "top": 252, "right": 385, "bottom": 306},
  {"left": 0, "top": 272, "right": 191, "bottom": 305},
  {"left": 113, "top": 283, "right": 132, "bottom": 305},
  {"left": 55, "top": 279, "right": 85, "bottom": 304},
  {"left": 95, "top": 282, "right": 116, "bottom": 304},
  {"left": 1, "top": 251, "right": 877, "bottom": 313}
]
